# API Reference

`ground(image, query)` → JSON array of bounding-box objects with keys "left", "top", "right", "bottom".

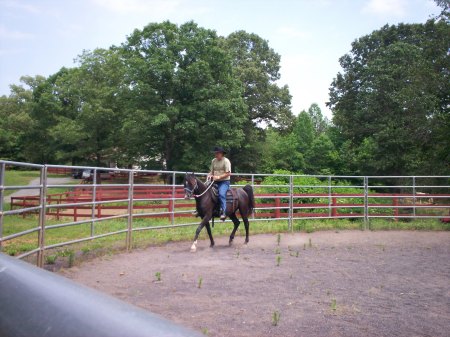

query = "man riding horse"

[
  {"left": 183, "top": 147, "right": 254, "bottom": 252},
  {"left": 208, "top": 146, "right": 231, "bottom": 221}
]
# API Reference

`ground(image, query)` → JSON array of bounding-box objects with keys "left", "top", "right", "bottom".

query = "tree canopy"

[{"left": 0, "top": 18, "right": 448, "bottom": 176}]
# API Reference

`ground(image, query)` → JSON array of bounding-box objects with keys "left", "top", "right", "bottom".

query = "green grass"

[
  {"left": 3, "top": 170, "right": 41, "bottom": 196},
  {"left": 1, "top": 213, "right": 449, "bottom": 260}
]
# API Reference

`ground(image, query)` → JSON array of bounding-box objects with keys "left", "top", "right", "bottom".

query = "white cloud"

[
  {"left": 0, "top": 25, "right": 33, "bottom": 39},
  {"left": 362, "top": 0, "right": 407, "bottom": 17},
  {"left": 277, "top": 26, "right": 311, "bottom": 40},
  {"left": 278, "top": 54, "right": 333, "bottom": 117},
  {"left": 92, "top": 0, "right": 181, "bottom": 14}
]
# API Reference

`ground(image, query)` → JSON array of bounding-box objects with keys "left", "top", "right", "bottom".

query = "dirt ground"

[{"left": 62, "top": 231, "right": 450, "bottom": 337}]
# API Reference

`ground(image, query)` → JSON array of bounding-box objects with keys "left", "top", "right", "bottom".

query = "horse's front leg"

[{"left": 190, "top": 215, "right": 212, "bottom": 252}]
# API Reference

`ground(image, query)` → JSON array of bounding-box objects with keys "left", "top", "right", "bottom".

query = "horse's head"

[{"left": 183, "top": 172, "right": 198, "bottom": 199}]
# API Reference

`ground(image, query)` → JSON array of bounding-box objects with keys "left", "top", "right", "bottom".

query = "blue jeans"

[{"left": 216, "top": 180, "right": 230, "bottom": 214}]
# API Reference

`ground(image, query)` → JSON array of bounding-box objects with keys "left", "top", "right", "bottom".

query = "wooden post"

[
  {"left": 332, "top": 197, "right": 337, "bottom": 217},
  {"left": 393, "top": 197, "right": 399, "bottom": 221},
  {"left": 274, "top": 198, "right": 281, "bottom": 219},
  {"left": 168, "top": 199, "right": 173, "bottom": 221},
  {"left": 57, "top": 194, "right": 61, "bottom": 220}
]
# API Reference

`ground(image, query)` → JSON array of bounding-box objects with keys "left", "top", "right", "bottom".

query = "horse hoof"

[
  {"left": 190, "top": 247, "right": 197, "bottom": 253},
  {"left": 210, "top": 243, "right": 215, "bottom": 248}
]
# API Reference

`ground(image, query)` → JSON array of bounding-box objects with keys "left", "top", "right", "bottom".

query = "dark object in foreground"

[{"left": 0, "top": 253, "right": 202, "bottom": 337}]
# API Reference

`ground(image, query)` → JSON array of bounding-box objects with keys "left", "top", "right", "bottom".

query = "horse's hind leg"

[
  {"left": 205, "top": 222, "right": 215, "bottom": 248},
  {"left": 229, "top": 213, "right": 240, "bottom": 245},
  {"left": 242, "top": 216, "right": 250, "bottom": 244}
]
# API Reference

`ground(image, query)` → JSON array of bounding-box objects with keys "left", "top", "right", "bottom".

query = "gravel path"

[
  {"left": 62, "top": 231, "right": 450, "bottom": 337},
  {"left": 4, "top": 177, "right": 75, "bottom": 203}
]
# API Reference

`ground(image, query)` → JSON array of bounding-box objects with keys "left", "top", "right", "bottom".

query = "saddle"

[{"left": 210, "top": 183, "right": 238, "bottom": 217}]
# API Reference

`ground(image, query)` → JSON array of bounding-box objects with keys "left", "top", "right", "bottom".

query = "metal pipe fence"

[
  {"left": 1, "top": 160, "right": 449, "bottom": 267},
  {"left": 0, "top": 253, "right": 203, "bottom": 337}
]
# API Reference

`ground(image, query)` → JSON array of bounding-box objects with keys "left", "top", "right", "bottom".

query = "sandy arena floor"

[{"left": 62, "top": 231, "right": 450, "bottom": 337}]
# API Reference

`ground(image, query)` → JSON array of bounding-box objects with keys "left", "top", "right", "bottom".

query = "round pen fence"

[{"left": 1, "top": 160, "right": 449, "bottom": 267}]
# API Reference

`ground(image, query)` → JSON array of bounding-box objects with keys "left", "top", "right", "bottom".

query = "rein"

[
  {"left": 184, "top": 177, "right": 213, "bottom": 198},
  {"left": 193, "top": 179, "right": 214, "bottom": 198}
]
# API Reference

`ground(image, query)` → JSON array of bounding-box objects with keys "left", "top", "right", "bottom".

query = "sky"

[{"left": 0, "top": 0, "right": 440, "bottom": 116}]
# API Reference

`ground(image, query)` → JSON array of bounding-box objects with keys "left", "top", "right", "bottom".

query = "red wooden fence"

[{"left": 9, "top": 185, "right": 448, "bottom": 221}]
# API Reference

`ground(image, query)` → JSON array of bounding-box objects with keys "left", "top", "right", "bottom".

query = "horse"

[{"left": 183, "top": 173, "right": 255, "bottom": 252}]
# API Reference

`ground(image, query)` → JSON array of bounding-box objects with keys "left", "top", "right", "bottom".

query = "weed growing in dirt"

[
  {"left": 45, "top": 255, "right": 57, "bottom": 264},
  {"left": 276, "top": 255, "right": 281, "bottom": 266},
  {"left": 272, "top": 311, "right": 280, "bottom": 326},
  {"left": 330, "top": 298, "right": 337, "bottom": 311},
  {"left": 155, "top": 271, "right": 161, "bottom": 282},
  {"left": 309, "top": 238, "right": 312, "bottom": 248},
  {"left": 296, "top": 251, "right": 299, "bottom": 257},
  {"left": 235, "top": 250, "right": 240, "bottom": 258},
  {"left": 201, "top": 327, "right": 209, "bottom": 335},
  {"left": 275, "top": 247, "right": 280, "bottom": 254},
  {"left": 277, "top": 233, "right": 281, "bottom": 246},
  {"left": 67, "top": 251, "right": 75, "bottom": 267},
  {"left": 198, "top": 276, "right": 203, "bottom": 289},
  {"left": 81, "top": 247, "right": 90, "bottom": 255}
]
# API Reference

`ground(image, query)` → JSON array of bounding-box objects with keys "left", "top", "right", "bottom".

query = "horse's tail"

[{"left": 243, "top": 184, "right": 255, "bottom": 215}]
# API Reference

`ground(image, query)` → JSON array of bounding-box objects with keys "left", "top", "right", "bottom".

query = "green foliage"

[
  {"left": 329, "top": 20, "right": 450, "bottom": 175},
  {"left": 120, "top": 21, "right": 248, "bottom": 171},
  {"left": 45, "top": 255, "right": 57, "bottom": 265},
  {"left": 224, "top": 30, "right": 293, "bottom": 172},
  {"left": 1, "top": 17, "right": 448, "bottom": 177}
]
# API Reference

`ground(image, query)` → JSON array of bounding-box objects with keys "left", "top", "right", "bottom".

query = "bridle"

[
  {"left": 184, "top": 176, "right": 213, "bottom": 198},
  {"left": 184, "top": 179, "right": 198, "bottom": 196}
]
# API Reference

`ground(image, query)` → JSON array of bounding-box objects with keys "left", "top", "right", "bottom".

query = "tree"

[
  {"left": 292, "top": 110, "right": 314, "bottom": 153},
  {"left": 306, "top": 134, "right": 340, "bottom": 174},
  {"left": 0, "top": 78, "right": 36, "bottom": 160},
  {"left": 261, "top": 129, "right": 305, "bottom": 173},
  {"left": 49, "top": 48, "right": 126, "bottom": 165},
  {"left": 120, "top": 21, "right": 247, "bottom": 171},
  {"left": 328, "top": 20, "right": 450, "bottom": 175},
  {"left": 17, "top": 74, "right": 62, "bottom": 163},
  {"left": 307, "top": 103, "right": 328, "bottom": 136},
  {"left": 224, "top": 31, "right": 293, "bottom": 172}
]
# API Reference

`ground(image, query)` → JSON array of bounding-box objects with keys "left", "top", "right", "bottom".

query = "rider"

[{"left": 208, "top": 146, "right": 231, "bottom": 221}]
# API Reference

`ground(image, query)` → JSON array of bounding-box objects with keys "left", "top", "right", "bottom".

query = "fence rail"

[
  {"left": 0, "top": 253, "right": 202, "bottom": 337},
  {"left": 1, "top": 160, "right": 449, "bottom": 267}
]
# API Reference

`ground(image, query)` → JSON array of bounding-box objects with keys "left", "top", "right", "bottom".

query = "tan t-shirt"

[{"left": 210, "top": 157, "right": 231, "bottom": 181}]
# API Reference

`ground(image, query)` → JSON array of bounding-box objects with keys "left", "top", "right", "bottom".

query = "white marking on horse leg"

[{"left": 190, "top": 240, "right": 198, "bottom": 252}]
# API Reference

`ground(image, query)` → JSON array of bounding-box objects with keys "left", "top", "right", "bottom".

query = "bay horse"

[{"left": 183, "top": 173, "right": 255, "bottom": 252}]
